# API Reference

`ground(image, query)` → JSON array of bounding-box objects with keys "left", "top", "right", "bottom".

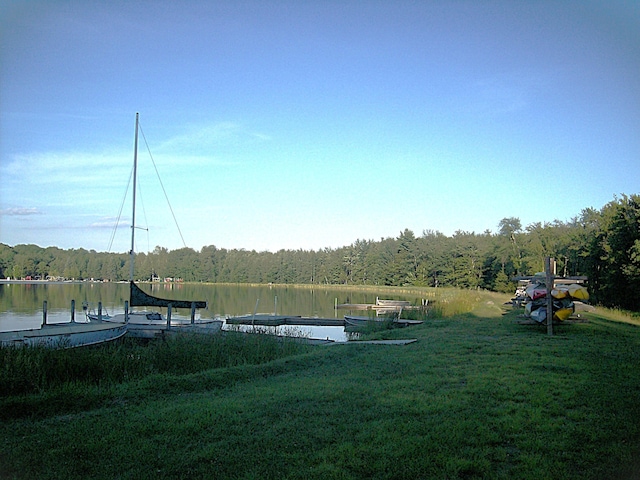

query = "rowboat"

[
  {"left": 0, "top": 321, "right": 127, "bottom": 349},
  {"left": 344, "top": 315, "right": 423, "bottom": 327},
  {"left": 375, "top": 298, "right": 411, "bottom": 307}
]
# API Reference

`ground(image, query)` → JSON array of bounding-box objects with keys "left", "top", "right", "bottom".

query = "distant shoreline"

[{"left": 0, "top": 279, "right": 124, "bottom": 285}]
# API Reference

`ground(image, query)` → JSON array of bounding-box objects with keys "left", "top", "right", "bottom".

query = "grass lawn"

[{"left": 1, "top": 291, "right": 640, "bottom": 479}]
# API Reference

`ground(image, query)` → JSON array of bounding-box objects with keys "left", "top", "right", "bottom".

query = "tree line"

[{"left": 1, "top": 194, "right": 638, "bottom": 311}]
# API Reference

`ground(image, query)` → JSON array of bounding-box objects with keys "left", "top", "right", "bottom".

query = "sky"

[{"left": 1, "top": 0, "right": 639, "bottom": 254}]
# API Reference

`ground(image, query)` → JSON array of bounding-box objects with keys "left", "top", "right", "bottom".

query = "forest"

[{"left": 1, "top": 194, "right": 639, "bottom": 311}]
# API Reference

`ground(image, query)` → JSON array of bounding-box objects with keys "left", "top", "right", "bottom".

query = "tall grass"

[
  {"left": 429, "top": 288, "right": 507, "bottom": 318},
  {"left": 592, "top": 306, "right": 640, "bottom": 326},
  {"left": 0, "top": 332, "right": 312, "bottom": 397}
]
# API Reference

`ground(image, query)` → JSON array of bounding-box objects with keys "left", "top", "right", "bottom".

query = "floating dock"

[{"left": 226, "top": 315, "right": 345, "bottom": 327}]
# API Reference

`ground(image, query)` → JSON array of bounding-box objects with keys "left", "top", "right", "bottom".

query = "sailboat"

[{"left": 89, "top": 113, "right": 219, "bottom": 337}]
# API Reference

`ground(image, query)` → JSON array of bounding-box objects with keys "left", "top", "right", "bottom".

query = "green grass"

[{"left": 2, "top": 289, "right": 640, "bottom": 479}]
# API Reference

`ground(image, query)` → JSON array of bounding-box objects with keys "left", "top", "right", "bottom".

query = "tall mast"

[{"left": 129, "top": 113, "right": 139, "bottom": 283}]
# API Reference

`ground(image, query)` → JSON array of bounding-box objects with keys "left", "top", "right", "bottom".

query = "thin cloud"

[
  {"left": 158, "top": 122, "right": 271, "bottom": 153},
  {"left": 158, "top": 122, "right": 241, "bottom": 151},
  {"left": 0, "top": 207, "right": 41, "bottom": 216},
  {"left": 3, "top": 151, "right": 131, "bottom": 187},
  {"left": 89, "top": 217, "right": 130, "bottom": 229}
]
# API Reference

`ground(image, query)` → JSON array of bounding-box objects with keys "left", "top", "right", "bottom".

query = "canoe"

[
  {"left": 530, "top": 307, "right": 547, "bottom": 324},
  {"left": 526, "top": 285, "right": 547, "bottom": 300}
]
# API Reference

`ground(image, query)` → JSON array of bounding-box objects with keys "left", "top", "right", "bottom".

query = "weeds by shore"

[{"left": 1, "top": 289, "right": 639, "bottom": 479}]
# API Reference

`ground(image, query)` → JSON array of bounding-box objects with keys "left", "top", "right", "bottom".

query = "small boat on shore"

[
  {"left": 344, "top": 315, "right": 423, "bottom": 328},
  {"left": 0, "top": 321, "right": 127, "bottom": 349}
]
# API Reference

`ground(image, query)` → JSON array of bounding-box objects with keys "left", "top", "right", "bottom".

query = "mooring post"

[
  {"left": 71, "top": 299, "right": 75, "bottom": 323},
  {"left": 42, "top": 300, "right": 48, "bottom": 326},
  {"left": 274, "top": 295, "right": 278, "bottom": 316},
  {"left": 98, "top": 302, "right": 103, "bottom": 321},
  {"left": 167, "top": 304, "right": 172, "bottom": 330},
  {"left": 252, "top": 298, "right": 260, "bottom": 328},
  {"left": 546, "top": 257, "right": 554, "bottom": 336},
  {"left": 191, "top": 302, "right": 196, "bottom": 324},
  {"left": 124, "top": 301, "right": 129, "bottom": 324}
]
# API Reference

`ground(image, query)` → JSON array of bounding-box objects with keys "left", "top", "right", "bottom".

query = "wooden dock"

[{"left": 225, "top": 315, "right": 345, "bottom": 327}]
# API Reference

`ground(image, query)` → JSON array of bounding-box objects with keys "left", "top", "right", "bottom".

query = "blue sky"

[{"left": 1, "top": 1, "right": 638, "bottom": 253}]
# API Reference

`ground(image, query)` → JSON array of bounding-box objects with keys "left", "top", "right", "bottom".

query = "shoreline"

[{"left": 0, "top": 279, "right": 125, "bottom": 285}]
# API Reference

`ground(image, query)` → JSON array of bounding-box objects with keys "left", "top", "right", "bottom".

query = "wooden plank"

[{"left": 325, "top": 339, "right": 418, "bottom": 346}]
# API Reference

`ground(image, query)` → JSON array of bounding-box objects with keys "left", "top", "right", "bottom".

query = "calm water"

[{"left": 0, "top": 282, "right": 422, "bottom": 342}]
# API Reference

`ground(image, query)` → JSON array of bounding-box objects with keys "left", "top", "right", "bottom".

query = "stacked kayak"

[{"left": 524, "top": 277, "right": 589, "bottom": 323}]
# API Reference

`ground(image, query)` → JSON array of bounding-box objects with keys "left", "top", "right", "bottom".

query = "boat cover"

[{"left": 129, "top": 282, "right": 207, "bottom": 309}]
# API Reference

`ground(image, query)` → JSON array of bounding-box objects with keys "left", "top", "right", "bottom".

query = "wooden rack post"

[{"left": 545, "top": 257, "right": 554, "bottom": 336}]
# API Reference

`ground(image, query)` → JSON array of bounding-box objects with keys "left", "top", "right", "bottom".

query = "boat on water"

[
  {"left": 375, "top": 298, "right": 411, "bottom": 307},
  {"left": 344, "top": 315, "right": 423, "bottom": 328},
  {"left": 0, "top": 321, "right": 127, "bottom": 349}
]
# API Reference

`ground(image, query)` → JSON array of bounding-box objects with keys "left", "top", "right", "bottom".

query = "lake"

[{"left": 0, "top": 282, "right": 427, "bottom": 342}]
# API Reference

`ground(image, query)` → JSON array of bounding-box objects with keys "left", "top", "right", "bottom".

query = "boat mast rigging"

[{"left": 130, "top": 113, "right": 139, "bottom": 283}]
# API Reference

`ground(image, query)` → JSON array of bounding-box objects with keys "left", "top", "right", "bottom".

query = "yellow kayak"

[
  {"left": 553, "top": 307, "right": 574, "bottom": 321},
  {"left": 568, "top": 284, "right": 589, "bottom": 300},
  {"left": 551, "top": 287, "right": 570, "bottom": 299}
]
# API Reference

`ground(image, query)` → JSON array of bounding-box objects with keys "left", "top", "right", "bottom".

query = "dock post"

[
  {"left": 71, "top": 299, "right": 75, "bottom": 323},
  {"left": 167, "top": 304, "right": 172, "bottom": 330},
  {"left": 42, "top": 300, "right": 48, "bottom": 326},
  {"left": 98, "top": 302, "right": 103, "bottom": 321},
  {"left": 191, "top": 302, "right": 196, "bottom": 324},
  {"left": 124, "top": 301, "right": 129, "bottom": 324},
  {"left": 274, "top": 295, "right": 277, "bottom": 316}
]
